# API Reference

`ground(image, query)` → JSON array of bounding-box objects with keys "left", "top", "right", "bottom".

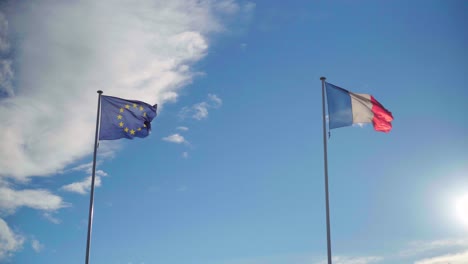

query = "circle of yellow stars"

[{"left": 117, "top": 103, "right": 148, "bottom": 136}]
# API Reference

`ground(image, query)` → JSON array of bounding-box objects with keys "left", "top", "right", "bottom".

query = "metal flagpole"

[
  {"left": 320, "top": 77, "right": 332, "bottom": 264},
  {"left": 85, "top": 90, "right": 103, "bottom": 264}
]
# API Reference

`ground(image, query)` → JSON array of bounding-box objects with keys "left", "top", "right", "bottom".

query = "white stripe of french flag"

[{"left": 349, "top": 92, "right": 393, "bottom": 132}]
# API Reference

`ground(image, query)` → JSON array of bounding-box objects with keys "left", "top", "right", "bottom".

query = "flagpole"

[
  {"left": 85, "top": 90, "right": 103, "bottom": 264},
  {"left": 320, "top": 77, "right": 332, "bottom": 264}
]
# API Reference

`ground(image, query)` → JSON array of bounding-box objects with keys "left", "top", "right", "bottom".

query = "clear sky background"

[{"left": 0, "top": 1, "right": 467, "bottom": 264}]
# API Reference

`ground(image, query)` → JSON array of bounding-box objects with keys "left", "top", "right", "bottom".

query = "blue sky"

[{"left": 0, "top": 1, "right": 467, "bottom": 264}]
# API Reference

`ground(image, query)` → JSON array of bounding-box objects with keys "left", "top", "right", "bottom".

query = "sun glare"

[{"left": 455, "top": 193, "right": 468, "bottom": 228}]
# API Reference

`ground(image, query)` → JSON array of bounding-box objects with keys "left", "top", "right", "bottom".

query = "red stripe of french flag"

[{"left": 370, "top": 96, "right": 393, "bottom": 133}]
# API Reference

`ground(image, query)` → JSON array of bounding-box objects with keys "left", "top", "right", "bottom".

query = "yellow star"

[
  {"left": 133, "top": 103, "right": 137, "bottom": 108},
  {"left": 119, "top": 122, "right": 124, "bottom": 127},
  {"left": 125, "top": 104, "right": 130, "bottom": 109},
  {"left": 143, "top": 124, "right": 146, "bottom": 128},
  {"left": 143, "top": 112, "right": 146, "bottom": 117},
  {"left": 139, "top": 106, "right": 144, "bottom": 111},
  {"left": 137, "top": 127, "right": 141, "bottom": 131},
  {"left": 120, "top": 108, "right": 124, "bottom": 113},
  {"left": 117, "top": 114, "right": 122, "bottom": 120},
  {"left": 124, "top": 127, "right": 129, "bottom": 132},
  {"left": 130, "top": 129, "right": 135, "bottom": 135}
]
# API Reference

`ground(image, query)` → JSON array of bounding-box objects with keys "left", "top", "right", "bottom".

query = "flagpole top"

[
  {"left": 320, "top": 77, "right": 326, "bottom": 81},
  {"left": 97, "top": 90, "right": 103, "bottom": 94}
]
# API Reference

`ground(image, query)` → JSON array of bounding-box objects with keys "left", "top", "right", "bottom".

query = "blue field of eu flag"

[{"left": 99, "top": 95, "right": 158, "bottom": 140}]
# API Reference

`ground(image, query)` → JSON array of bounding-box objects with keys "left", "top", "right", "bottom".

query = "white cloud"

[
  {"left": 95, "top": 170, "right": 108, "bottom": 177},
  {"left": 162, "top": 133, "right": 187, "bottom": 144},
  {"left": 0, "top": 12, "right": 13, "bottom": 98},
  {"left": 61, "top": 175, "right": 102, "bottom": 195},
  {"left": 0, "top": 182, "right": 63, "bottom": 259},
  {"left": 31, "top": 238, "right": 44, "bottom": 253},
  {"left": 208, "top": 93, "right": 223, "bottom": 107},
  {"left": 0, "top": 186, "right": 67, "bottom": 215},
  {"left": 176, "top": 126, "right": 189, "bottom": 131},
  {"left": 0, "top": 1, "right": 254, "bottom": 259},
  {"left": 317, "top": 256, "right": 383, "bottom": 264},
  {"left": 182, "top": 151, "right": 189, "bottom": 158},
  {"left": 400, "top": 238, "right": 468, "bottom": 257},
  {"left": 221, "top": 253, "right": 381, "bottom": 264},
  {"left": 414, "top": 250, "right": 468, "bottom": 264},
  {"left": 0, "top": 218, "right": 24, "bottom": 260},
  {"left": 221, "top": 252, "right": 315, "bottom": 264},
  {"left": 243, "top": 2, "right": 256, "bottom": 13},
  {"left": 192, "top": 102, "right": 210, "bottom": 120},
  {"left": 61, "top": 168, "right": 107, "bottom": 195},
  {"left": 62, "top": 162, "right": 95, "bottom": 174},
  {"left": 179, "top": 93, "right": 223, "bottom": 120},
  {"left": 214, "top": 0, "right": 240, "bottom": 14},
  {"left": 0, "top": 13, "right": 9, "bottom": 53},
  {"left": 42, "top": 212, "right": 61, "bottom": 224},
  {"left": 0, "top": 59, "right": 13, "bottom": 97},
  {"left": 335, "top": 256, "right": 382, "bottom": 264},
  {"left": 0, "top": 0, "right": 248, "bottom": 181}
]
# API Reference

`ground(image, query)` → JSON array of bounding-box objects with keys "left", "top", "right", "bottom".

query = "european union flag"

[{"left": 99, "top": 95, "right": 157, "bottom": 140}]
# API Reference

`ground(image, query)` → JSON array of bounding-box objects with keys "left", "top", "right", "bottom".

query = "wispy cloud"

[
  {"left": 414, "top": 250, "right": 468, "bottom": 264},
  {"left": 61, "top": 176, "right": 101, "bottom": 195},
  {"left": 0, "top": 181, "right": 63, "bottom": 259},
  {"left": 399, "top": 238, "right": 468, "bottom": 257},
  {"left": 179, "top": 93, "right": 223, "bottom": 120},
  {"left": 61, "top": 162, "right": 95, "bottom": 175},
  {"left": 0, "top": 218, "right": 25, "bottom": 260},
  {"left": 42, "top": 212, "right": 61, "bottom": 224},
  {"left": 192, "top": 103, "right": 210, "bottom": 120},
  {"left": 214, "top": 0, "right": 241, "bottom": 14},
  {"left": 182, "top": 151, "right": 189, "bottom": 158},
  {"left": 0, "top": 186, "right": 67, "bottom": 215},
  {"left": 221, "top": 253, "right": 381, "bottom": 264},
  {"left": 240, "top": 43, "right": 247, "bottom": 50},
  {"left": 221, "top": 252, "right": 315, "bottom": 264},
  {"left": 0, "top": 13, "right": 9, "bottom": 53},
  {"left": 208, "top": 94, "right": 223, "bottom": 107},
  {"left": 31, "top": 238, "right": 44, "bottom": 253},
  {"left": 176, "top": 126, "right": 189, "bottom": 131},
  {"left": 317, "top": 256, "right": 383, "bottom": 264},
  {"left": 0, "top": 12, "right": 13, "bottom": 98},
  {"left": 61, "top": 170, "right": 107, "bottom": 195},
  {"left": 162, "top": 133, "right": 188, "bottom": 144}
]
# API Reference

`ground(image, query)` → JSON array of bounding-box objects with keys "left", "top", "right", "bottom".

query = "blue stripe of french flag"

[{"left": 325, "top": 82, "right": 393, "bottom": 133}]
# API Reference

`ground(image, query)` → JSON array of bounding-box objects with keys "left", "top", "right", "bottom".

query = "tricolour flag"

[
  {"left": 325, "top": 82, "right": 393, "bottom": 132},
  {"left": 99, "top": 95, "right": 157, "bottom": 140}
]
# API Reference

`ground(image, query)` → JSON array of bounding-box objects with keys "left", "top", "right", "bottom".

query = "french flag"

[{"left": 325, "top": 82, "right": 393, "bottom": 133}]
